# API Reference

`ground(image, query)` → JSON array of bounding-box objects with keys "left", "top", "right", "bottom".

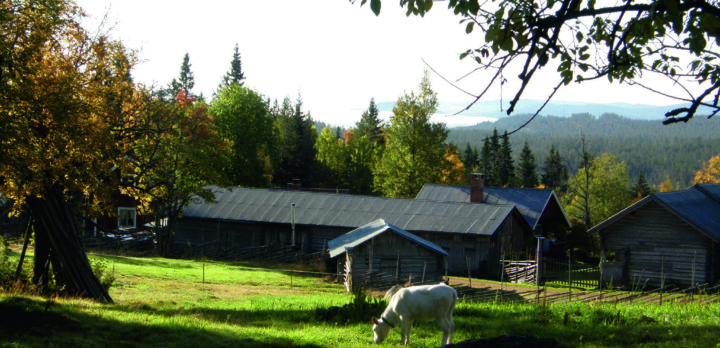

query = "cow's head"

[{"left": 371, "top": 317, "right": 391, "bottom": 344}]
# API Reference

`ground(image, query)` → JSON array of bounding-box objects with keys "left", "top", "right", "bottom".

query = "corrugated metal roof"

[
  {"left": 415, "top": 184, "right": 570, "bottom": 230},
  {"left": 588, "top": 184, "right": 720, "bottom": 242},
  {"left": 183, "top": 187, "right": 529, "bottom": 236},
  {"left": 327, "top": 219, "right": 448, "bottom": 258}
]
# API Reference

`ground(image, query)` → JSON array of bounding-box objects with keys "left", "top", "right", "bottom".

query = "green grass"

[{"left": 3, "top": 253, "right": 720, "bottom": 347}]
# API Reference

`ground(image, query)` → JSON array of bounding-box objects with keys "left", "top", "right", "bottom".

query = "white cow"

[{"left": 371, "top": 283, "right": 458, "bottom": 346}]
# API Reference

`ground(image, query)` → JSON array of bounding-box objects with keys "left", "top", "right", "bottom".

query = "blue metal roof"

[
  {"left": 415, "top": 184, "right": 570, "bottom": 230},
  {"left": 588, "top": 184, "right": 720, "bottom": 242},
  {"left": 327, "top": 219, "right": 448, "bottom": 258},
  {"left": 182, "top": 187, "right": 531, "bottom": 236}
]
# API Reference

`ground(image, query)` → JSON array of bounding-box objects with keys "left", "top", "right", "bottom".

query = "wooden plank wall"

[
  {"left": 342, "top": 232, "right": 446, "bottom": 287},
  {"left": 601, "top": 201, "right": 714, "bottom": 287}
]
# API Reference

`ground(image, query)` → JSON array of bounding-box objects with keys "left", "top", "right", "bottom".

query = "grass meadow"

[{"left": 2, "top": 253, "right": 720, "bottom": 347}]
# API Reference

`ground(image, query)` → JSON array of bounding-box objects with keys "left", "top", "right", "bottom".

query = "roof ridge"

[{"left": 693, "top": 184, "right": 720, "bottom": 204}]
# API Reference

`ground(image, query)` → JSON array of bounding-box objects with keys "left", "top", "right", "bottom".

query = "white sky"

[{"left": 76, "top": 0, "right": 682, "bottom": 127}]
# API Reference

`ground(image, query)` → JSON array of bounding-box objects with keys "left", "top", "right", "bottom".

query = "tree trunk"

[{"left": 27, "top": 188, "right": 113, "bottom": 303}]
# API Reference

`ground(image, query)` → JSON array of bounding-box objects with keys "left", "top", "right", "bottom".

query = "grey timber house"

[
  {"left": 416, "top": 174, "right": 571, "bottom": 237},
  {"left": 175, "top": 185, "right": 532, "bottom": 277},
  {"left": 588, "top": 184, "right": 720, "bottom": 288},
  {"left": 328, "top": 219, "right": 448, "bottom": 291}
]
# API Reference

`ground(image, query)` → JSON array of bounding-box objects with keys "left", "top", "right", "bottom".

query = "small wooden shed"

[
  {"left": 588, "top": 184, "right": 720, "bottom": 288},
  {"left": 328, "top": 219, "right": 448, "bottom": 292}
]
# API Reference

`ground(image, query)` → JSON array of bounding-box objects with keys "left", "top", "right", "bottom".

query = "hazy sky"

[{"left": 76, "top": 0, "right": 679, "bottom": 126}]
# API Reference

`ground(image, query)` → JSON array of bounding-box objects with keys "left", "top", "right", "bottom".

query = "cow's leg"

[
  {"left": 447, "top": 311, "right": 454, "bottom": 345},
  {"left": 400, "top": 320, "right": 413, "bottom": 345},
  {"left": 439, "top": 318, "right": 452, "bottom": 346}
]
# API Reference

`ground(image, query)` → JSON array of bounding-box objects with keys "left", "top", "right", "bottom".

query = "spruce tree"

[
  {"left": 219, "top": 44, "right": 245, "bottom": 90},
  {"left": 164, "top": 53, "right": 195, "bottom": 101},
  {"left": 480, "top": 129, "right": 500, "bottom": 185},
  {"left": 630, "top": 171, "right": 654, "bottom": 198},
  {"left": 479, "top": 136, "right": 492, "bottom": 178},
  {"left": 355, "top": 98, "right": 383, "bottom": 146},
  {"left": 541, "top": 145, "right": 569, "bottom": 192},
  {"left": 461, "top": 143, "right": 479, "bottom": 175},
  {"left": 496, "top": 131, "right": 515, "bottom": 187},
  {"left": 518, "top": 141, "right": 539, "bottom": 188},
  {"left": 175, "top": 53, "right": 194, "bottom": 96}
]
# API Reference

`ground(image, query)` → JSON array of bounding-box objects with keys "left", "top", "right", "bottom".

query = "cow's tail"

[{"left": 384, "top": 284, "right": 403, "bottom": 300}]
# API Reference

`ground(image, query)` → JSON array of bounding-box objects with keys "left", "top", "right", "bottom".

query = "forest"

[{"left": 447, "top": 113, "right": 720, "bottom": 187}]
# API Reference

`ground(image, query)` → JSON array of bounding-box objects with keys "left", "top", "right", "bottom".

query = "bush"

[
  {"left": 0, "top": 236, "right": 14, "bottom": 286},
  {"left": 88, "top": 254, "right": 115, "bottom": 292},
  {"left": 0, "top": 236, "right": 32, "bottom": 292},
  {"left": 315, "top": 287, "right": 387, "bottom": 325}
]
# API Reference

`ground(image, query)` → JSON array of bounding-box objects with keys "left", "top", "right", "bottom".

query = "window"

[{"left": 118, "top": 208, "right": 136, "bottom": 229}]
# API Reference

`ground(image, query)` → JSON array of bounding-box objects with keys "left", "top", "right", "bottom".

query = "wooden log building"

[
  {"left": 328, "top": 219, "right": 448, "bottom": 291},
  {"left": 175, "top": 184, "right": 533, "bottom": 278},
  {"left": 588, "top": 184, "right": 720, "bottom": 288}
]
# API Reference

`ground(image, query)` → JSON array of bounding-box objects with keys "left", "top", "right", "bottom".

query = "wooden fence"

[{"left": 542, "top": 256, "right": 600, "bottom": 289}]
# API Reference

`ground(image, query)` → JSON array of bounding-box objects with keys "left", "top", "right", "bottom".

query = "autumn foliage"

[{"left": 0, "top": 0, "right": 230, "bottom": 301}]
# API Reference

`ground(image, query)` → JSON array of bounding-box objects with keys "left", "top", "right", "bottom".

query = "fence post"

[
  {"left": 396, "top": 249, "right": 400, "bottom": 281},
  {"left": 599, "top": 254, "right": 604, "bottom": 298},
  {"left": 466, "top": 256, "right": 472, "bottom": 288},
  {"left": 535, "top": 237, "right": 543, "bottom": 286},
  {"left": 568, "top": 251, "right": 572, "bottom": 301},
  {"left": 660, "top": 256, "right": 664, "bottom": 306},
  {"left": 500, "top": 252, "right": 505, "bottom": 290},
  {"left": 692, "top": 250, "right": 697, "bottom": 300},
  {"left": 422, "top": 262, "right": 426, "bottom": 284}
]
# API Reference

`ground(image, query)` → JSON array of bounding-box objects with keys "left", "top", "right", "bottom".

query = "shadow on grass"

[
  {"left": 455, "top": 285, "right": 538, "bottom": 304},
  {"left": 453, "top": 302, "right": 720, "bottom": 347},
  {"left": 0, "top": 296, "right": 323, "bottom": 348}
]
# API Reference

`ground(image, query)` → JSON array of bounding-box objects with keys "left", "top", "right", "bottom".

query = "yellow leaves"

[
  {"left": 692, "top": 155, "right": 720, "bottom": 184},
  {"left": 0, "top": 1, "right": 149, "bottom": 216},
  {"left": 440, "top": 147, "right": 466, "bottom": 185}
]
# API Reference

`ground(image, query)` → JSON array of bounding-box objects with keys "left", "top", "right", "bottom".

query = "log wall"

[
  {"left": 338, "top": 231, "right": 446, "bottom": 289},
  {"left": 600, "top": 201, "right": 716, "bottom": 288}
]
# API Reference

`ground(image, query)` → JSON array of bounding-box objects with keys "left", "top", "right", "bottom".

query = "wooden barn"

[
  {"left": 328, "top": 219, "right": 448, "bottom": 291},
  {"left": 416, "top": 173, "right": 571, "bottom": 238},
  {"left": 176, "top": 186, "right": 532, "bottom": 277},
  {"left": 588, "top": 184, "right": 720, "bottom": 288}
]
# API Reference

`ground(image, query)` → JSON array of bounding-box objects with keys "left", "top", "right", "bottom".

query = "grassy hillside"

[
  {"left": 449, "top": 113, "right": 720, "bottom": 186},
  {"left": 2, "top": 253, "right": 720, "bottom": 347}
]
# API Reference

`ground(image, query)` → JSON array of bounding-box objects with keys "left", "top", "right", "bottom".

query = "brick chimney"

[{"left": 470, "top": 173, "right": 485, "bottom": 203}]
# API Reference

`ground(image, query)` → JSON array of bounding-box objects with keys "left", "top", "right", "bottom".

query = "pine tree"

[
  {"left": 518, "top": 141, "right": 539, "bottom": 188},
  {"left": 218, "top": 44, "right": 245, "bottom": 90},
  {"left": 166, "top": 53, "right": 195, "bottom": 100},
  {"left": 479, "top": 135, "right": 494, "bottom": 181},
  {"left": 461, "top": 143, "right": 480, "bottom": 177},
  {"left": 271, "top": 96, "right": 317, "bottom": 187},
  {"left": 541, "top": 145, "right": 568, "bottom": 192},
  {"left": 496, "top": 131, "right": 515, "bottom": 187},
  {"left": 480, "top": 129, "right": 501, "bottom": 185},
  {"left": 355, "top": 98, "right": 383, "bottom": 146},
  {"left": 630, "top": 171, "right": 654, "bottom": 198}
]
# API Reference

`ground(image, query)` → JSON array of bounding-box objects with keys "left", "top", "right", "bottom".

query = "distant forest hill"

[{"left": 448, "top": 113, "right": 720, "bottom": 188}]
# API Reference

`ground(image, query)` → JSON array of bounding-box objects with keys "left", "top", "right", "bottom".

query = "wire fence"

[{"left": 8, "top": 231, "right": 720, "bottom": 307}]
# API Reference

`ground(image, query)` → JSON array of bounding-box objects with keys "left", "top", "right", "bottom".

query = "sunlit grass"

[{"left": 3, "top": 252, "right": 720, "bottom": 347}]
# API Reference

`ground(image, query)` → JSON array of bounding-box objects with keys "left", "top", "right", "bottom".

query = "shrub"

[
  {"left": 88, "top": 254, "right": 115, "bottom": 292},
  {"left": 314, "top": 287, "right": 387, "bottom": 325}
]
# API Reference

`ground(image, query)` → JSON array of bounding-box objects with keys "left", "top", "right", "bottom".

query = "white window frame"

[{"left": 118, "top": 207, "right": 137, "bottom": 229}]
